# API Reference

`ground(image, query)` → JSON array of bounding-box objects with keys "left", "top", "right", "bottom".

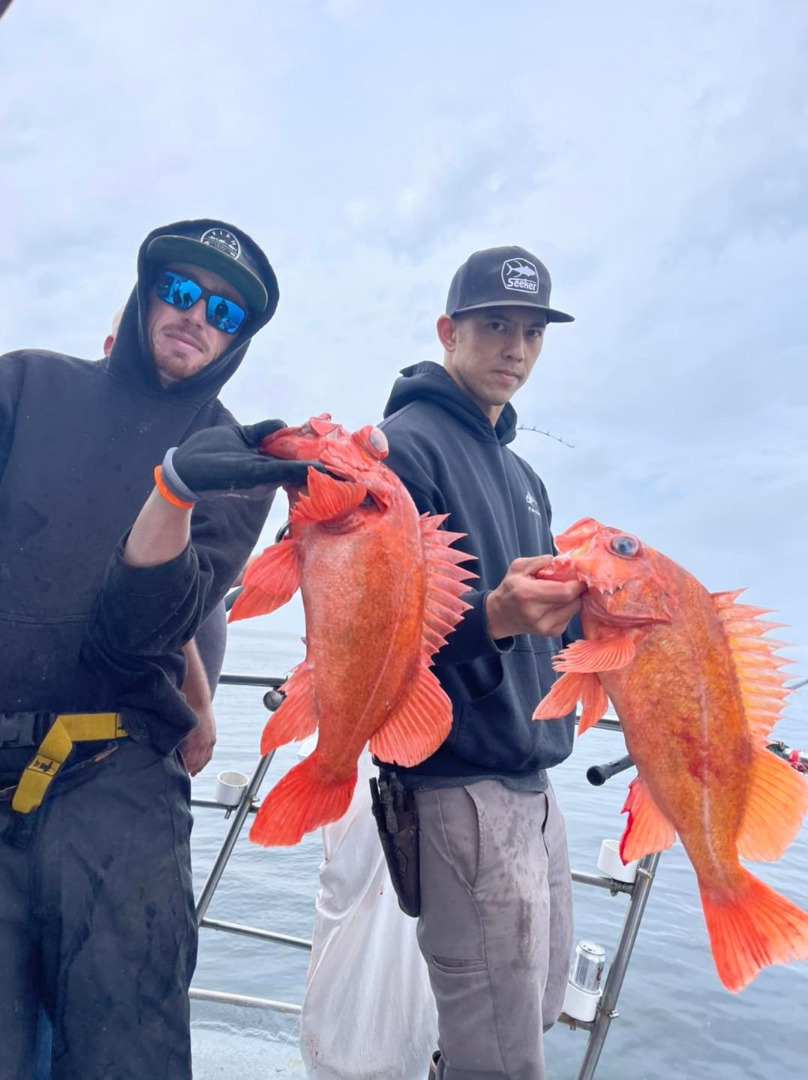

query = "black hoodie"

[
  {"left": 380, "top": 362, "right": 576, "bottom": 790},
  {"left": 0, "top": 219, "right": 275, "bottom": 751}
]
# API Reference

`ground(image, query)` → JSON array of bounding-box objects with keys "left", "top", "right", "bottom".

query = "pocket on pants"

[
  {"left": 431, "top": 954, "right": 488, "bottom": 974},
  {"left": 438, "top": 786, "right": 482, "bottom": 892}
]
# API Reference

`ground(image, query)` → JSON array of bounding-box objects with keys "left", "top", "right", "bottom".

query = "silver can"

[{"left": 571, "top": 940, "right": 606, "bottom": 993}]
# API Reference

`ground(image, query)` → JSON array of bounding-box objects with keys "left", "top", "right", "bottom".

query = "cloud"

[{"left": 1, "top": 0, "right": 806, "bottom": 671}]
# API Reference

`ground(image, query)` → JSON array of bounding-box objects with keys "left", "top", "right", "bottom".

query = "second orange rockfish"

[
  {"left": 533, "top": 517, "right": 808, "bottom": 992},
  {"left": 230, "top": 415, "right": 475, "bottom": 846}
]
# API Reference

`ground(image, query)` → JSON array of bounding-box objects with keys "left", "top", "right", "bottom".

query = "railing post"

[
  {"left": 576, "top": 852, "right": 661, "bottom": 1080},
  {"left": 195, "top": 751, "right": 276, "bottom": 925}
]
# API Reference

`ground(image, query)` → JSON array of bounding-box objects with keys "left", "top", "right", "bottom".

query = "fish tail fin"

[
  {"left": 249, "top": 751, "right": 356, "bottom": 847},
  {"left": 699, "top": 868, "right": 808, "bottom": 992}
]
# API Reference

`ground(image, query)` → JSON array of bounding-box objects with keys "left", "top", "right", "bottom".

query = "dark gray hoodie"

[
  {"left": 0, "top": 219, "right": 274, "bottom": 749},
  {"left": 380, "top": 361, "right": 576, "bottom": 790}
]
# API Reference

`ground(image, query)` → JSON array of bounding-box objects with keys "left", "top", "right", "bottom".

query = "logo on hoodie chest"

[{"left": 525, "top": 491, "right": 542, "bottom": 517}]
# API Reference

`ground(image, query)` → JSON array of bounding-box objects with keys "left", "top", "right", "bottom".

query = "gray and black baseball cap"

[
  {"left": 146, "top": 219, "right": 278, "bottom": 317},
  {"left": 446, "top": 245, "right": 574, "bottom": 323}
]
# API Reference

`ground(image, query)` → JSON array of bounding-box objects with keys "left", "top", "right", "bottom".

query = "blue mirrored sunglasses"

[{"left": 155, "top": 270, "right": 248, "bottom": 335}]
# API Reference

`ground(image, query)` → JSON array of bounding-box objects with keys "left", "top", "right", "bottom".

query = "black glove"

[{"left": 160, "top": 420, "right": 319, "bottom": 503}]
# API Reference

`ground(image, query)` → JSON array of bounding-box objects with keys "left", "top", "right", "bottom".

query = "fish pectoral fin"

[
  {"left": 620, "top": 776, "right": 676, "bottom": 862},
  {"left": 260, "top": 662, "right": 318, "bottom": 754},
  {"left": 369, "top": 661, "right": 452, "bottom": 767},
  {"left": 736, "top": 746, "right": 808, "bottom": 862},
  {"left": 229, "top": 538, "right": 302, "bottom": 622},
  {"left": 291, "top": 467, "right": 367, "bottom": 524},
  {"left": 553, "top": 635, "right": 635, "bottom": 674},
  {"left": 419, "top": 513, "right": 477, "bottom": 660},
  {"left": 532, "top": 672, "right": 608, "bottom": 734}
]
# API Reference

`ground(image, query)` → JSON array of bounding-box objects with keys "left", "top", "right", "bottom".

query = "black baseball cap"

[
  {"left": 446, "top": 245, "right": 574, "bottom": 323},
  {"left": 146, "top": 219, "right": 278, "bottom": 317}
]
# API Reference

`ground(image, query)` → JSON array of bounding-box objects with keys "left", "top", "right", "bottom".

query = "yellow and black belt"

[{"left": 10, "top": 712, "right": 127, "bottom": 815}]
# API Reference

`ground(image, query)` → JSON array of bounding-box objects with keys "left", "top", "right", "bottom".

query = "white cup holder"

[
  {"left": 214, "top": 770, "right": 249, "bottom": 808},
  {"left": 597, "top": 838, "right": 638, "bottom": 884},
  {"left": 563, "top": 981, "right": 601, "bottom": 1023}
]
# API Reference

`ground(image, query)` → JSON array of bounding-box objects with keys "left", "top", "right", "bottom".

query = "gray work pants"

[
  {"left": 415, "top": 781, "right": 573, "bottom": 1080},
  {"left": 0, "top": 740, "right": 197, "bottom": 1080}
]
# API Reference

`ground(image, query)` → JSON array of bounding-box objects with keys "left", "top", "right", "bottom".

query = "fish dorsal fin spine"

[
  {"left": 712, "top": 591, "right": 808, "bottom": 864},
  {"left": 419, "top": 513, "right": 477, "bottom": 661},
  {"left": 711, "top": 591, "right": 791, "bottom": 744}
]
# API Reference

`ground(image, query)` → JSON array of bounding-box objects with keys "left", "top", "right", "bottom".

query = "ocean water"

[{"left": 189, "top": 619, "right": 808, "bottom": 1080}]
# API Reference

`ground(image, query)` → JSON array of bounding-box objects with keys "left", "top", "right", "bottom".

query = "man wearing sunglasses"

[{"left": 0, "top": 219, "right": 309, "bottom": 1079}]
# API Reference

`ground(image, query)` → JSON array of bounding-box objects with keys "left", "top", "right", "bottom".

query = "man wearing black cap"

[
  {"left": 0, "top": 219, "right": 309, "bottom": 1078},
  {"left": 380, "top": 246, "right": 584, "bottom": 1080}
]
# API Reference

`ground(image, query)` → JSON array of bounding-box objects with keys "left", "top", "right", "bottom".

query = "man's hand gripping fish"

[
  {"left": 533, "top": 518, "right": 808, "bottom": 992},
  {"left": 230, "top": 415, "right": 475, "bottom": 846}
]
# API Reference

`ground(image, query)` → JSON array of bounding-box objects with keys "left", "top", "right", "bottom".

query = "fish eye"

[
  {"left": 368, "top": 427, "right": 388, "bottom": 456},
  {"left": 353, "top": 425, "right": 388, "bottom": 459},
  {"left": 610, "top": 534, "right": 641, "bottom": 558}
]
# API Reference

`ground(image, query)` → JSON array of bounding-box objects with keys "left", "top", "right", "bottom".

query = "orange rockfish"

[
  {"left": 533, "top": 518, "right": 808, "bottom": 992},
  {"left": 230, "top": 414, "right": 475, "bottom": 846}
]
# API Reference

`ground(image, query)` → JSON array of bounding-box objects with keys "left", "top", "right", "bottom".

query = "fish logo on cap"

[
  {"left": 201, "top": 227, "right": 241, "bottom": 260},
  {"left": 502, "top": 257, "right": 539, "bottom": 294}
]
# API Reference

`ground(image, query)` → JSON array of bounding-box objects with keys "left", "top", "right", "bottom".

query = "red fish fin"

[
  {"left": 260, "top": 663, "right": 318, "bottom": 754},
  {"left": 249, "top": 751, "right": 356, "bottom": 847},
  {"left": 578, "top": 675, "right": 609, "bottom": 733},
  {"left": 369, "top": 661, "right": 453, "bottom": 767},
  {"left": 735, "top": 746, "right": 808, "bottom": 862},
  {"left": 699, "top": 869, "right": 808, "bottom": 992},
  {"left": 291, "top": 467, "right": 367, "bottom": 525},
  {"left": 229, "top": 539, "right": 302, "bottom": 622},
  {"left": 533, "top": 672, "right": 591, "bottom": 724},
  {"left": 419, "top": 514, "right": 477, "bottom": 660},
  {"left": 712, "top": 591, "right": 792, "bottom": 743},
  {"left": 552, "top": 635, "right": 635, "bottom": 674},
  {"left": 620, "top": 776, "right": 676, "bottom": 862}
]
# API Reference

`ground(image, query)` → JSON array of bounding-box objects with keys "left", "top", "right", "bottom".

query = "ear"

[
  {"left": 103, "top": 334, "right": 115, "bottom": 357},
  {"left": 436, "top": 314, "right": 458, "bottom": 353}
]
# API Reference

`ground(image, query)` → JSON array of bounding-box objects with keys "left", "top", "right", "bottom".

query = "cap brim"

[
  {"left": 450, "top": 300, "right": 574, "bottom": 323},
  {"left": 146, "top": 235, "right": 272, "bottom": 315}
]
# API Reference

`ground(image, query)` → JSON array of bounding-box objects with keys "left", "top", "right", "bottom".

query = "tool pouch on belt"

[{"left": 369, "top": 772, "right": 420, "bottom": 918}]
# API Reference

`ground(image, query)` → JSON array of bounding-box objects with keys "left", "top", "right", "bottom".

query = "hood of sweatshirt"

[
  {"left": 383, "top": 361, "right": 518, "bottom": 445},
  {"left": 104, "top": 217, "right": 278, "bottom": 406}
]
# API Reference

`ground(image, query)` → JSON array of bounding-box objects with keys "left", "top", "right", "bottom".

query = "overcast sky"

[{"left": 1, "top": 0, "right": 806, "bottom": 689}]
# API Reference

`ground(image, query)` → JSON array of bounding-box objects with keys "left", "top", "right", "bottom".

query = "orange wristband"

[{"left": 154, "top": 465, "right": 195, "bottom": 510}]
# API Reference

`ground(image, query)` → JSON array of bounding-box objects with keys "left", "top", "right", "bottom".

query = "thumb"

[{"left": 242, "top": 419, "right": 287, "bottom": 447}]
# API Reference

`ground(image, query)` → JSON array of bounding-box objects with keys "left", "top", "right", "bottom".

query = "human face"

[
  {"left": 438, "top": 306, "right": 547, "bottom": 423},
  {"left": 147, "top": 262, "right": 247, "bottom": 387}
]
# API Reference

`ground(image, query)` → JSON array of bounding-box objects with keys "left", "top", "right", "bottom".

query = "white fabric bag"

[{"left": 300, "top": 749, "right": 438, "bottom": 1080}]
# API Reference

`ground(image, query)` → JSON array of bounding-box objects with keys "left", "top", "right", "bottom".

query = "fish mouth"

[{"left": 584, "top": 586, "right": 673, "bottom": 627}]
